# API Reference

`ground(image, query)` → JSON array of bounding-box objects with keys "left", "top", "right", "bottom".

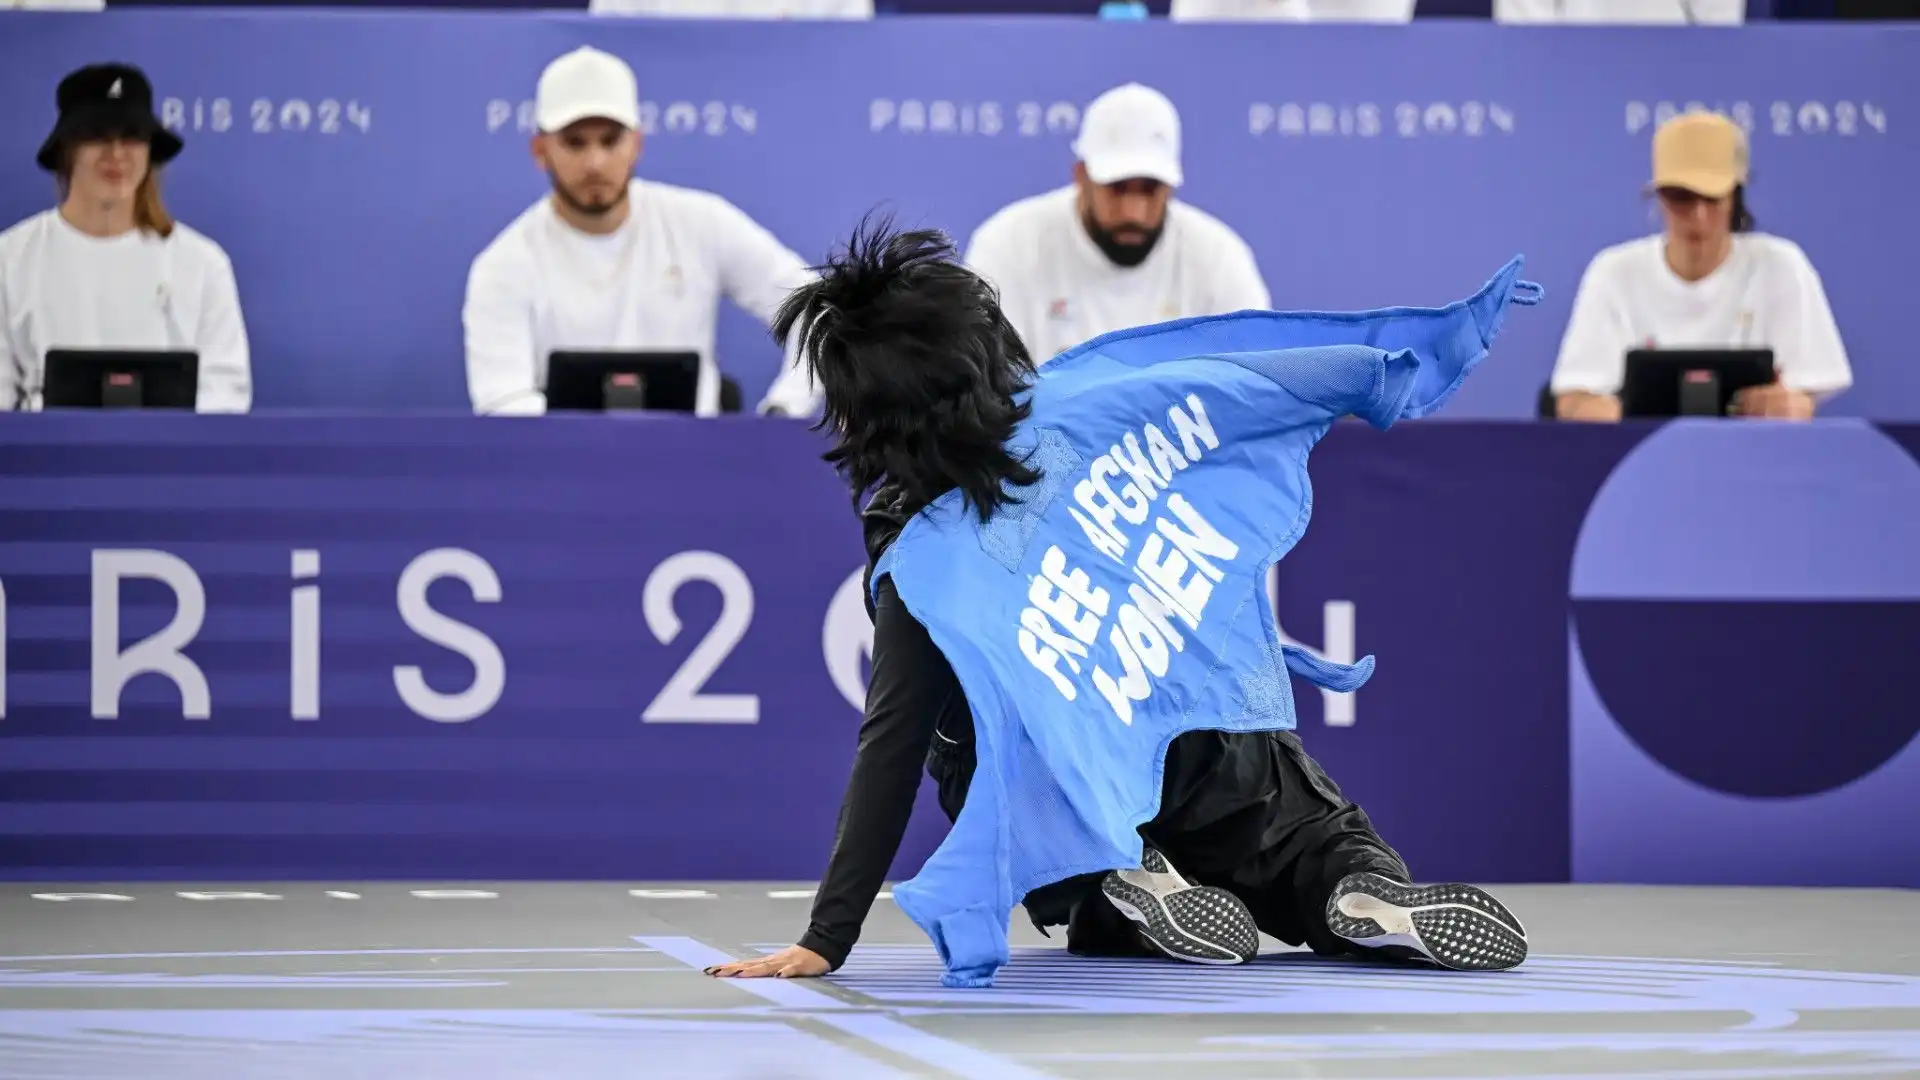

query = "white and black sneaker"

[
  {"left": 1099, "top": 848, "right": 1261, "bottom": 966},
  {"left": 1326, "top": 871, "right": 1528, "bottom": 972}
]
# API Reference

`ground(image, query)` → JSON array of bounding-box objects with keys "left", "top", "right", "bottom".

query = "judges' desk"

[{"left": 0, "top": 414, "right": 1915, "bottom": 887}]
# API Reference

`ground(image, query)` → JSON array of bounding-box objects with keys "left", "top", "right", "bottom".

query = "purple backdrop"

[
  {"left": 0, "top": 415, "right": 1915, "bottom": 886},
  {"left": 0, "top": 14, "right": 1914, "bottom": 418},
  {"left": 3, "top": 411, "right": 1904, "bottom": 883}
]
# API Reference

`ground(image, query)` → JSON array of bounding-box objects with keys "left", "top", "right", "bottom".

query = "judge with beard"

[
  {"left": 964, "top": 83, "right": 1271, "bottom": 366},
  {"left": 463, "top": 47, "right": 819, "bottom": 417}
]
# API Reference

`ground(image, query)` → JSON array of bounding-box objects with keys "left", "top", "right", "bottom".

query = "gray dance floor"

[{"left": 1, "top": 881, "right": 1916, "bottom": 1079}]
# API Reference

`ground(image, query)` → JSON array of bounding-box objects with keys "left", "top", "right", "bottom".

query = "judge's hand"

[
  {"left": 705, "top": 944, "right": 830, "bottom": 979},
  {"left": 1731, "top": 382, "right": 1814, "bottom": 421},
  {"left": 1555, "top": 392, "right": 1622, "bottom": 423}
]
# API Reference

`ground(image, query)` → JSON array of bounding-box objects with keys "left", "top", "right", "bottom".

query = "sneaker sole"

[
  {"left": 1101, "top": 870, "right": 1259, "bottom": 966},
  {"left": 1326, "top": 872, "right": 1528, "bottom": 972}
]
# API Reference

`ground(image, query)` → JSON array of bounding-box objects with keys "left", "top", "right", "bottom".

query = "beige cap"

[{"left": 1651, "top": 112, "right": 1748, "bottom": 198}]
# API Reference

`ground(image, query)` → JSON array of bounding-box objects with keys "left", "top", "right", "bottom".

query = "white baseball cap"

[
  {"left": 535, "top": 46, "right": 640, "bottom": 133},
  {"left": 1072, "top": 82, "right": 1183, "bottom": 188}
]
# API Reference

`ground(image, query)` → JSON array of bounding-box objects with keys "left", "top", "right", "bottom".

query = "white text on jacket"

[{"left": 1016, "top": 392, "right": 1241, "bottom": 725}]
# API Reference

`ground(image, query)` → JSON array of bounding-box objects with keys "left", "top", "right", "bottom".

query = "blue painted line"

[
  {"left": 637, "top": 936, "right": 1061, "bottom": 1080},
  {"left": 636, "top": 937, "right": 854, "bottom": 1011},
  {"left": 0, "top": 947, "right": 657, "bottom": 963}
]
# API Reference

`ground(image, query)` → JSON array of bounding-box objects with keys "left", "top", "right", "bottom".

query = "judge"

[
  {"left": 1550, "top": 112, "right": 1850, "bottom": 421},
  {"left": 964, "top": 83, "right": 1270, "bottom": 367},
  {"left": 0, "top": 63, "right": 252, "bottom": 413},
  {"left": 463, "top": 47, "right": 819, "bottom": 417}
]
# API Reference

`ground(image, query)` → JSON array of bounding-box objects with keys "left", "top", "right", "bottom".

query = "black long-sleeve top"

[
  {"left": 797, "top": 573, "right": 963, "bottom": 969},
  {"left": 796, "top": 489, "right": 970, "bottom": 971}
]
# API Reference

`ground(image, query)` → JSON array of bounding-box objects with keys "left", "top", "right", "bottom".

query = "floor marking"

[
  {"left": 637, "top": 937, "right": 856, "bottom": 1011},
  {"left": 630, "top": 889, "right": 717, "bottom": 899},
  {"left": 767, "top": 890, "right": 816, "bottom": 899},
  {"left": 1023, "top": 1056, "right": 1914, "bottom": 1079},
  {"left": 332, "top": 967, "right": 687, "bottom": 976},
  {"left": 1731, "top": 1009, "right": 1799, "bottom": 1031},
  {"left": 0, "top": 947, "right": 659, "bottom": 963},
  {"left": 324, "top": 891, "right": 361, "bottom": 900},
  {"left": 638, "top": 935, "right": 1057, "bottom": 1080}
]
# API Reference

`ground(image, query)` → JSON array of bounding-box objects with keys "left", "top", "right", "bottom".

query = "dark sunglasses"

[{"left": 1655, "top": 187, "right": 1728, "bottom": 208}]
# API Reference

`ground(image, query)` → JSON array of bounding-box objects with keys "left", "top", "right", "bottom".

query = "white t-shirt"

[
  {"left": 0, "top": 209, "right": 252, "bottom": 412},
  {"left": 964, "top": 186, "right": 1272, "bottom": 366},
  {"left": 588, "top": 0, "right": 872, "bottom": 17},
  {"left": 1170, "top": 0, "right": 1414, "bottom": 21},
  {"left": 1494, "top": 0, "right": 1744, "bottom": 23},
  {"left": 1549, "top": 233, "right": 1851, "bottom": 398},
  {"left": 463, "top": 178, "right": 819, "bottom": 417}
]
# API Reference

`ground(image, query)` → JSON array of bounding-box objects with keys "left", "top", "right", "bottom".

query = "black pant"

[{"left": 927, "top": 727, "right": 1409, "bottom": 958}]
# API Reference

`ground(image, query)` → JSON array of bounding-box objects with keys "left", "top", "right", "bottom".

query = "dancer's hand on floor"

[{"left": 705, "top": 945, "right": 829, "bottom": 979}]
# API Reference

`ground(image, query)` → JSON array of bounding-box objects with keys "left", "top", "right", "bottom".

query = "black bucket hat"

[{"left": 36, "top": 63, "right": 184, "bottom": 173}]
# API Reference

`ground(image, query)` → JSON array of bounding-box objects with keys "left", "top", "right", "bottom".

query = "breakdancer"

[{"left": 708, "top": 218, "right": 1529, "bottom": 981}]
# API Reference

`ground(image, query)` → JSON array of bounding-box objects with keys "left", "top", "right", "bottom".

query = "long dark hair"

[
  {"left": 773, "top": 214, "right": 1040, "bottom": 522},
  {"left": 1731, "top": 184, "right": 1756, "bottom": 233}
]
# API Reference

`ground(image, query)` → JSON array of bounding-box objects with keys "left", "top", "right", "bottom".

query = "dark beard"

[
  {"left": 1081, "top": 207, "right": 1163, "bottom": 269},
  {"left": 552, "top": 176, "right": 629, "bottom": 218}
]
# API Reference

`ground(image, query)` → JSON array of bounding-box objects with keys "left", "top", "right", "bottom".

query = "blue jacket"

[{"left": 872, "top": 258, "right": 1541, "bottom": 987}]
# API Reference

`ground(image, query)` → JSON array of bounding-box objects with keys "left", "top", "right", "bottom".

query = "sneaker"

[
  {"left": 1099, "top": 848, "right": 1261, "bottom": 966},
  {"left": 1063, "top": 891, "right": 1160, "bottom": 960},
  {"left": 1326, "top": 871, "right": 1528, "bottom": 972}
]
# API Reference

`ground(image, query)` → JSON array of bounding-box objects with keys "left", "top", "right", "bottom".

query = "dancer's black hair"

[{"left": 773, "top": 213, "right": 1040, "bottom": 523}]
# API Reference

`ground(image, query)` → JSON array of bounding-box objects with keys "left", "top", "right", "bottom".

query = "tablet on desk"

[
  {"left": 545, "top": 350, "right": 700, "bottom": 414},
  {"left": 43, "top": 349, "right": 199, "bottom": 410},
  {"left": 1622, "top": 348, "right": 1775, "bottom": 418}
]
